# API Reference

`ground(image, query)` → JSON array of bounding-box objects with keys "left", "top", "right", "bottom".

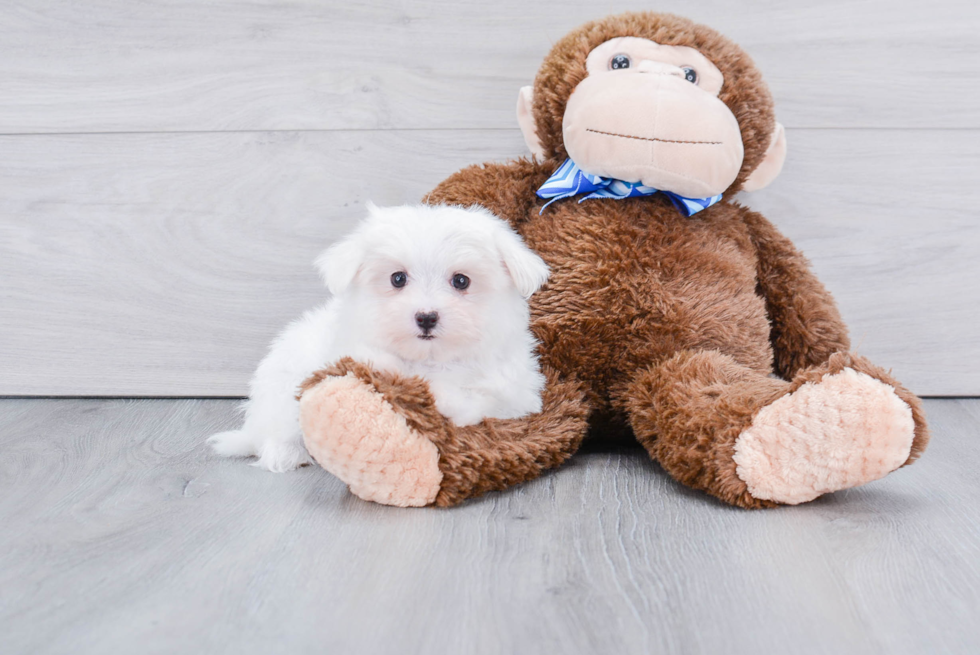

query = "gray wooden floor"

[{"left": 2, "top": 398, "right": 978, "bottom": 655}]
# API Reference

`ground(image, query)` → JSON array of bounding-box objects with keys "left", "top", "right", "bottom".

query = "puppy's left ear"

[
  {"left": 493, "top": 225, "right": 549, "bottom": 298},
  {"left": 315, "top": 234, "right": 365, "bottom": 296}
]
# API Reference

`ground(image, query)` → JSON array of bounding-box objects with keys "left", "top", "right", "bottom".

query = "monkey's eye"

[
  {"left": 610, "top": 54, "right": 631, "bottom": 70},
  {"left": 682, "top": 67, "right": 698, "bottom": 84},
  {"left": 390, "top": 271, "right": 407, "bottom": 288},
  {"left": 451, "top": 273, "right": 470, "bottom": 291}
]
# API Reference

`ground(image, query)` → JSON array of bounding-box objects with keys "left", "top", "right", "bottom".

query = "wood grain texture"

[
  {"left": 0, "top": 397, "right": 977, "bottom": 655},
  {"left": 2, "top": 128, "right": 977, "bottom": 396},
  {"left": 1, "top": 0, "right": 978, "bottom": 133}
]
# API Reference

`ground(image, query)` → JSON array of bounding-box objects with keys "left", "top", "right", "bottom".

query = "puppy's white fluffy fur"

[{"left": 208, "top": 203, "right": 550, "bottom": 472}]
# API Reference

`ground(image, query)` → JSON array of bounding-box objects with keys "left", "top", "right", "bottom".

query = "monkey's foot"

[
  {"left": 733, "top": 367, "right": 915, "bottom": 504},
  {"left": 299, "top": 373, "right": 442, "bottom": 507}
]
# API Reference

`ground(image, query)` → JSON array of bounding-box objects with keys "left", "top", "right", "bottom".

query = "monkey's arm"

[
  {"left": 740, "top": 208, "right": 851, "bottom": 379},
  {"left": 299, "top": 358, "right": 590, "bottom": 507},
  {"left": 423, "top": 158, "right": 551, "bottom": 228}
]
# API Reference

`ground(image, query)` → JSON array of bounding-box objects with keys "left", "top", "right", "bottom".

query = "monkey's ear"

[
  {"left": 742, "top": 122, "right": 787, "bottom": 192},
  {"left": 315, "top": 232, "right": 365, "bottom": 296},
  {"left": 517, "top": 86, "right": 546, "bottom": 159}
]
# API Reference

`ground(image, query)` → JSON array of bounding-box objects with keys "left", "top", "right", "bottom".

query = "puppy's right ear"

[
  {"left": 315, "top": 234, "right": 365, "bottom": 296},
  {"left": 493, "top": 224, "right": 550, "bottom": 298}
]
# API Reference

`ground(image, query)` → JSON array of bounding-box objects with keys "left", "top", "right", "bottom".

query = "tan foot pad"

[
  {"left": 299, "top": 373, "right": 442, "bottom": 507},
  {"left": 733, "top": 368, "right": 915, "bottom": 504}
]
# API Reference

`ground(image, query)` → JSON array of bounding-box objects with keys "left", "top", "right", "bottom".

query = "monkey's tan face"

[{"left": 562, "top": 37, "right": 744, "bottom": 198}]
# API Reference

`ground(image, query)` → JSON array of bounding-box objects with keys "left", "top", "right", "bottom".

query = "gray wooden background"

[{"left": 2, "top": 0, "right": 979, "bottom": 397}]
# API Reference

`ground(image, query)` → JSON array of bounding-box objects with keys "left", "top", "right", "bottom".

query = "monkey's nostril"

[{"left": 415, "top": 311, "right": 439, "bottom": 332}]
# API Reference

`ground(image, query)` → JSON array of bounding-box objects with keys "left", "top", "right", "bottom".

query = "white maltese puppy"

[{"left": 208, "top": 203, "right": 550, "bottom": 472}]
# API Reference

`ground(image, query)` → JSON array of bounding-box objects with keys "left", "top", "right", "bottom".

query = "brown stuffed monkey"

[{"left": 298, "top": 12, "right": 929, "bottom": 509}]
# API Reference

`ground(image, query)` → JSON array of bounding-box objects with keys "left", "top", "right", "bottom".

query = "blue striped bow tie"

[{"left": 536, "top": 158, "right": 722, "bottom": 216}]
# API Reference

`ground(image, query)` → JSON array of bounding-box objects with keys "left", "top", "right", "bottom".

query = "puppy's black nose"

[{"left": 415, "top": 311, "right": 439, "bottom": 332}]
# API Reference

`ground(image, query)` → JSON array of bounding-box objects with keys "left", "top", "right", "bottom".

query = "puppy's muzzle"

[{"left": 415, "top": 311, "right": 439, "bottom": 339}]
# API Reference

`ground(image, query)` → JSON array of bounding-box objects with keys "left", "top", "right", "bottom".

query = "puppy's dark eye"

[
  {"left": 610, "top": 54, "right": 631, "bottom": 70},
  {"left": 681, "top": 67, "right": 698, "bottom": 84},
  {"left": 390, "top": 271, "right": 407, "bottom": 288},
  {"left": 451, "top": 273, "right": 470, "bottom": 291}
]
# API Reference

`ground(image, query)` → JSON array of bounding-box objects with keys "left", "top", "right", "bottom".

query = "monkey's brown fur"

[
  {"left": 302, "top": 12, "right": 929, "bottom": 507},
  {"left": 300, "top": 358, "right": 590, "bottom": 506}
]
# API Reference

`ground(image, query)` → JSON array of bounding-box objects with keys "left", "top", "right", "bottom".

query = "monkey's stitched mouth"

[{"left": 587, "top": 128, "right": 721, "bottom": 145}]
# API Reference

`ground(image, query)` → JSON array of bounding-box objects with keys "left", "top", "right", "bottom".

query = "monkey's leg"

[
  {"left": 624, "top": 350, "right": 929, "bottom": 508},
  {"left": 298, "top": 358, "right": 591, "bottom": 507}
]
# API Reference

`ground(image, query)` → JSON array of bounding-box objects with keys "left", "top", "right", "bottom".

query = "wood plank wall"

[{"left": 2, "top": 0, "right": 978, "bottom": 396}]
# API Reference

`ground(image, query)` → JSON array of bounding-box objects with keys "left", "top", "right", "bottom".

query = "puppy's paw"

[
  {"left": 440, "top": 407, "right": 485, "bottom": 427},
  {"left": 208, "top": 430, "right": 257, "bottom": 458},
  {"left": 251, "top": 441, "right": 312, "bottom": 473}
]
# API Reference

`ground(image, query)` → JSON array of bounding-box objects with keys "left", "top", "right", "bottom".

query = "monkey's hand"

[{"left": 298, "top": 358, "right": 589, "bottom": 507}]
